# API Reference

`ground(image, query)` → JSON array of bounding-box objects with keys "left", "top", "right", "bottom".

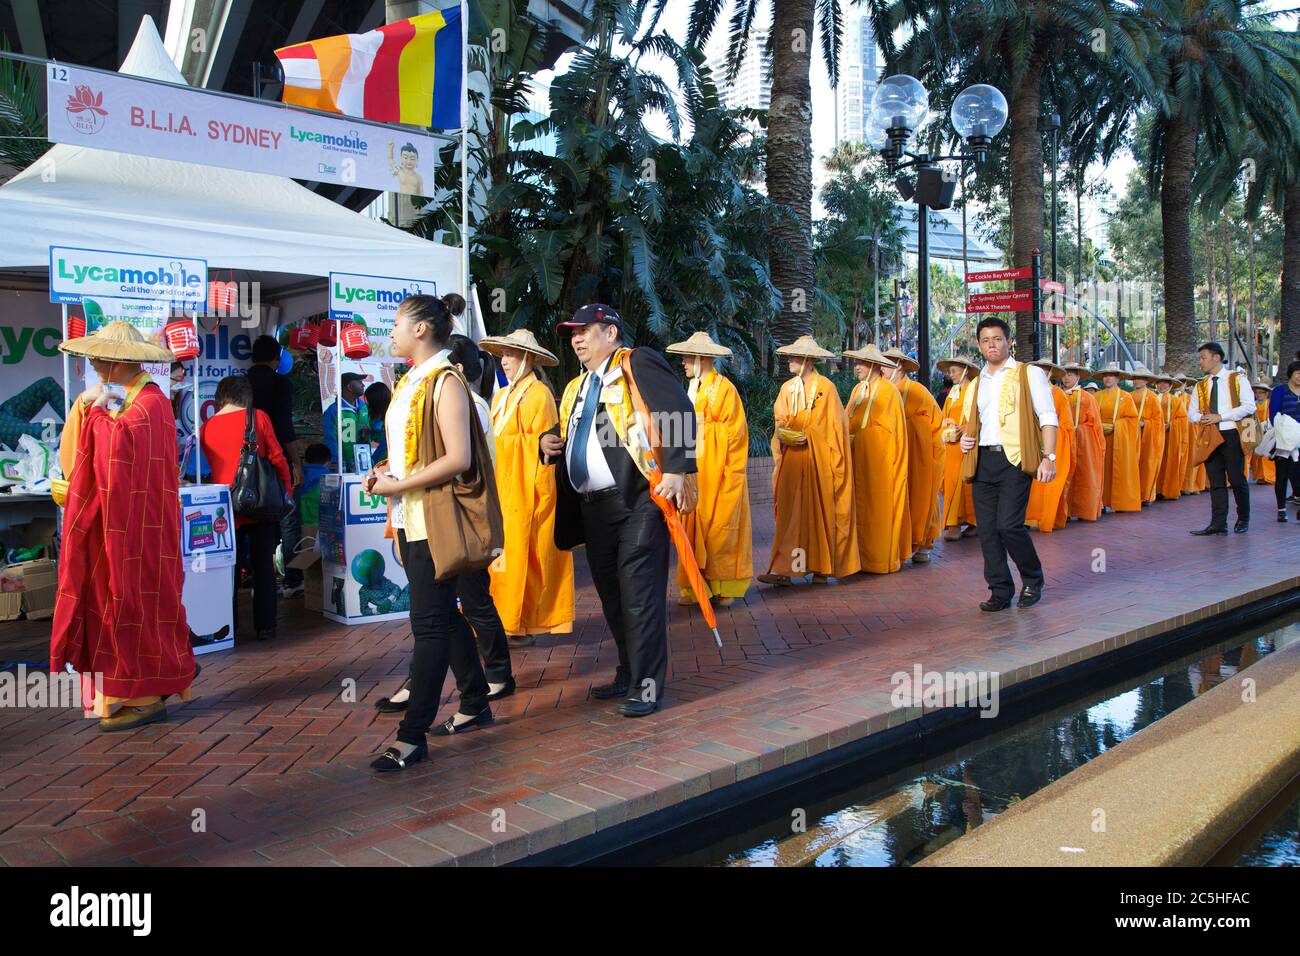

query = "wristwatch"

[{"left": 1046, "top": 453, "right": 1057, "bottom": 462}]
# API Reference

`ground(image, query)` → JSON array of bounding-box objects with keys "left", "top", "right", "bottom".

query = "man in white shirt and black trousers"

[
  {"left": 1187, "top": 341, "right": 1257, "bottom": 535},
  {"left": 959, "top": 318, "right": 1060, "bottom": 612},
  {"left": 539, "top": 304, "right": 696, "bottom": 717}
]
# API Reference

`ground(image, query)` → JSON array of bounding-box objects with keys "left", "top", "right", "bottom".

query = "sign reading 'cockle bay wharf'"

[{"left": 46, "top": 63, "right": 442, "bottom": 195}]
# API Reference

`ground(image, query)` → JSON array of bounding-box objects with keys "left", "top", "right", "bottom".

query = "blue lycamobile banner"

[{"left": 49, "top": 246, "right": 207, "bottom": 308}]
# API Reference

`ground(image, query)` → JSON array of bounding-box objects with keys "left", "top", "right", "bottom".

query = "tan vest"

[{"left": 961, "top": 361, "right": 1041, "bottom": 470}]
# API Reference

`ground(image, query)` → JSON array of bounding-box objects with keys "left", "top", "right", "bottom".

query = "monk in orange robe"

[
  {"left": 937, "top": 357, "right": 978, "bottom": 541},
  {"left": 844, "top": 344, "right": 909, "bottom": 573},
  {"left": 480, "top": 329, "right": 574, "bottom": 639},
  {"left": 760, "top": 336, "right": 860, "bottom": 584},
  {"left": 1250, "top": 384, "right": 1275, "bottom": 484},
  {"left": 1179, "top": 378, "right": 1209, "bottom": 493},
  {"left": 1095, "top": 366, "right": 1142, "bottom": 512},
  {"left": 1128, "top": 368, "right": 1165, "bottom": 504},
  {"left": 1062, "top": 365, "right": 1105, "bottom": 521},
  {"left": 884, "top": 348, "right": 944, "bottom": 564},
  {"left": 1155, "top": 373, "right": 1188, "bottom": 500},
  {"left": 52, "top": 321, "right": 195, "bottom": 732},
  {"left": 666, "top": 332, "right": 752, "bottom": 604},
  {"left": 1025, "top": 361, "right": 1075, "bottom": 532}
]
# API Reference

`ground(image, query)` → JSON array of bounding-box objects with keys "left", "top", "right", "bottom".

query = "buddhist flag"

[{"left": 275, "top": 5, "right": 462, "bottom": 129}]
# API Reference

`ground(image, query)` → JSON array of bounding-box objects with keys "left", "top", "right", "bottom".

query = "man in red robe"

[{"left": 53, "top": 321, "right": 196, "bottom": 731}]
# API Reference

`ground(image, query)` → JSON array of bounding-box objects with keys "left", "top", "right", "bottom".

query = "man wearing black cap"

[
  {"left": 1188, "top": 341, "right": 1256, "bottom": 535},
  {"left": 539, "top": 304, "right": 697, "bottom": 717},
  {"left": 323, "top": 371, "right": 370, "bottom": 472}
]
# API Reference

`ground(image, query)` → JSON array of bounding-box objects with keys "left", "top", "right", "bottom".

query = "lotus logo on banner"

[{"left": 65, "top": 85, "right": 108, "bottom": 135}]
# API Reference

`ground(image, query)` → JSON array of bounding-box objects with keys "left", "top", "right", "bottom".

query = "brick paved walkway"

[{"left": 1, "top": 479, "right": 1296, "bottom": 866}]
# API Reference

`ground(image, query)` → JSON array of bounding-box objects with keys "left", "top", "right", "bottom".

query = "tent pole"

[
  {"left": 460, "top": 0, "right": 469, "bottom": 303},
  {"left": 61, "top": 303, "right": 71, "bottom": 419},
  {"left": 192, "top": 311, "right": 200, "bottom": 484},
  {"left": 337, "top": 340, "right": 344, "bottom": 477}
]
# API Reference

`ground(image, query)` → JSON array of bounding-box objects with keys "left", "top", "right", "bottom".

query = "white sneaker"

[{"left": 279, "top": 583, "right": 305, "bottom": 599}]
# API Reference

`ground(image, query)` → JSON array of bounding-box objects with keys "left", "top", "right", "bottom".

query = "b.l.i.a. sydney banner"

[{"left": 47, "top": 63, "right": 441, "bottom": 196}]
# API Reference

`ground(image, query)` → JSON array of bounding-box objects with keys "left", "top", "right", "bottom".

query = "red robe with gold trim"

[{"left": 51, "top": 381, "right": 195, "bottom": 701}]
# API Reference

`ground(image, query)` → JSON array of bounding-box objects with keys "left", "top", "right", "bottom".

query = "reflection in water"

[
  {"left": 716, "top": 621, "right": 1298, "bottom": 868},
  {"left": 1236, "top": 793, "right": 1300, "bottom": 867}
]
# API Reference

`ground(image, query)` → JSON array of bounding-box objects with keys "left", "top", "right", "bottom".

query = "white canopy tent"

[{"left": 0, "top": 16, "right": 461, "bottom": 285}]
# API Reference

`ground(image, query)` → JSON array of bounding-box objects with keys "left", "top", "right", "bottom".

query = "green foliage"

[{"left": 0, "top": 42, "right": 48, "bottom": 172}]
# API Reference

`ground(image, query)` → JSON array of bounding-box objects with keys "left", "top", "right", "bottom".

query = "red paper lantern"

[
  {"left": 288, "top": 324, "right": 320, "bottom": 351},
  {"left": 164, "top": 319, "right": 201, "bottom": 360},
  {"left": 317, "top": 318, "right": 338, "bottom": 347},
  {"left": 66, "top": 315, "right": 86, "bottom": 340},
  {"left": 340, "top": 322, "right": 371, "bottom": 359},
  {"left": 208, "top": 280, "right": 238, "bottom": 313}
]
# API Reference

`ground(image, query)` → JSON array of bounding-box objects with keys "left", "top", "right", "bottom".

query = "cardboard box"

[
  {"left": 7, "top": 559, "right": 56, "bottom": 591},
  {"left": 22, "top": 584, "right": 56, "bottom": 620},
  {"left": 0, "top": 591, "right": 21, "bottom": 621},
  {"left": 303, "top": 561, "right": 323, "bottom": 612}
]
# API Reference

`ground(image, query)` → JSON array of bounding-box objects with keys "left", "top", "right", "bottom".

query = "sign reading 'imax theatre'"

[{"left": 47, "top": 63, "right": 441, "bottom": 196}]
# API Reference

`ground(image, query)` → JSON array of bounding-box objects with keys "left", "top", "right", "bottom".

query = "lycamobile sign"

[
  {"left": 49, "top": 246, "right": 207, "bottom": 307},
  {"left": 329, "top": 272, "right": 432, "bottom": 323}
]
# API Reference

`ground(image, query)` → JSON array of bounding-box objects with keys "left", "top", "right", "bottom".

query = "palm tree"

[
  {"left": 1142, "top": 0, "right": 1300, "bottom": 374},
  {"left": 0, "top": 43, "right": 47, "bottom": 174},
  {"left": 865, "top": 0, "right": 1156, "bottom": 357},
  {"left": 689, "top": 0, "right": 848, "bottom": 349}
]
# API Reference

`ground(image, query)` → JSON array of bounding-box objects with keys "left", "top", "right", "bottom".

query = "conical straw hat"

[
  {"left": 666, "top": 331, "right": 732, "bottom": 358},
  {"left": 1090, "top": 362, "right": 1131, "bottom": 380},
  {"left": 936, "top": 355, "right": 980, "bottom": 376},
  {"left": 842, "top": 343, "right": 897, "bottom": 368},
  {"left": 478, "top": 328, "right": 559, "bottom": 367},
  {"left": 58, "top": 319, "right": 174, "bottom": 363},
  {"left": 1127, "top": 364, "right": 1157, "bottom": 381},
  {"left": 1059, "top": 362, "right": 1091, "bottom": 375},
  {"left": 1029, "top": 358, "right": 1066, "bottom": 381},
  {"left": 775, "top": 335, "right": 835, "bottom": 360},
  {"left": 882, "top": 347, "right": 920, "bottom": 373}
]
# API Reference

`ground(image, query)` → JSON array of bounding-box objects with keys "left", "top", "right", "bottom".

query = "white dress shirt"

[
  {"left": 1187, "top": 366, "right": 1256, "bottom": 432},
  {"left": 565, "top": 354, "right": 618, "bottom": 493},
  {"left": 976, "top": 357, "right": 1059, "bottom": 446}
]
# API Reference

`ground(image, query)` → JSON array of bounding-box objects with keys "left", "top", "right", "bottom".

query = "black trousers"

[
  {"left": 234, "top": 521, "right": 280, "bottom": 634},
  {"left": 971, "top": 446, "right": 1043, "bottom": 601},
  {"left": 1205, "top": 429, "right": 1250, "bottom": 527},
  {"left": 456, "top": 569, "right": 513, "bottom": 684},
  {"left": 581, "top": 488, "right": 670, "bottom": 704},
  {"left": 396, "top": 532, "right": 489, "bottom": 747},
  {"left": 281, "top": 495, "right": 304, "bottom": 588},
  {"left": 1275, "top": 456, "right": 1298, "bottom": 510}
]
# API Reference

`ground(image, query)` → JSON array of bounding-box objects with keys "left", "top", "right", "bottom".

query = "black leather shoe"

[
  {"left": 370, "top": 742, "right": 427, "bottom": 773},
  {"left": 432, "top": 707, "right": 494, "bottom": 736},
  {"left": 1278, "top": 510, "right": 1288, "bottom": 523},
  {"left": 375, "top": 678, "right": 411, "bottom": 713},
  {"left": 618, "top": 699, "right": 658, "bottom": 718},
  {"left": 1017, "top": 588, "right": 1043, "bottom": 609},
  {"left": 980, "top": 596, "right": 1012, "bottom": 612},
  {"left": 486, "top": 677, "right": 516, "bottom": 701},
  {"left": 1234, "top": 520, "right": 1249, "bottom": 533},
  {"left": 1190, "top": 526, "right": 1228, "bottom": 536},
  {"left": 591, "top": 679, "right": 630, "bottom": 700}
]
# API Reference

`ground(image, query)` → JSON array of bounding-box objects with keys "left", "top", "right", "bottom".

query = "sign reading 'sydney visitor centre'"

[
  {"left": 47, "top": 64, "right": 440, "bottom": 196},
  {"left": 49, "top": 246, "right": 207, "bottom": 307}
]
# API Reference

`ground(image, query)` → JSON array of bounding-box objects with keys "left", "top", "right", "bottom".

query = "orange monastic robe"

[
  {"left": 847, "top": 375, "right": 909, "bottom": 573},
  {"left": 898, "top": 378, "right": 944, "bottom": 556},
  {"left": 679, "top": 370, "right": 753, "bottom": 600},
  {"left": 1251, "top": 403, "right": 1275, "bottom": 483},
  {"left": 1098, "top": 387, "right": 1141, "bottom": 512},
  {"left": 1156, "top": 390, "right": 1188, "bottom": 500},
  {"left": 488, "top": 374, "right": 575, "bottom": 635},
  {"left": 940, "top": 384, "right": 976, "bottom": 530},
  {"left": 1065, "top": 387, "right": 1105, "bottom": 521},
  {"left": 768, "top": 372, "right": 860, "bottom": 578},
  {"left": 1132, "top": 387, "right": 1165, "bottom": 503},
  {"left": 1180, "top": 392, "right": 1209, "bottom": 493},
  {"left": 1026, "top": 385, "right": 1075, "bottom": 531}
]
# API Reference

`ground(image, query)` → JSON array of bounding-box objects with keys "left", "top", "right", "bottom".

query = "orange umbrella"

[{"left": 619, "top": 352, "right": 723, "bottom": 648}]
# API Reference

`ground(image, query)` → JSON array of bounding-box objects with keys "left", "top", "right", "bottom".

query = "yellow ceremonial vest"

[
  {"left": 963, "top": 362, "right": 1033, "bottom": 466},
  {"left": 557, "top": 348, "right": 655, "bottom": 481}
]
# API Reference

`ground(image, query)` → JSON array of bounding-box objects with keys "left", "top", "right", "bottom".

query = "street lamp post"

[{"left": 870, "top": 76, "right": 1008, "bottom": 389}]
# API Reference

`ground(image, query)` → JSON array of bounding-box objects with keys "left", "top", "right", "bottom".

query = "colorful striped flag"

[{"left": 274, "top": 5, "right": 462, "bottom": 129}]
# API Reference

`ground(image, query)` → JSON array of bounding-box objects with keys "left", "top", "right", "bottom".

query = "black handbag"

[{"left": 231, "top": 407, "right": 290, "bottom": 522}]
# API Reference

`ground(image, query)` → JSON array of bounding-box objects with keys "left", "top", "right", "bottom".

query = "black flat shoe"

[
  {"left": 486, "top": 677, "right": 516, "bottom": 701},
  {"left": 980, "top": 597, "right": 1012, "bottom": 612},
  {"left": 375, "top": 678, "right": 411, "bottom": 713},
  {"left": 1234, "top": 520, "right": 1249, "bottom": 533},
  {"left": 432, "top": 708, "right": 494, "bottom": 736},
  {"left": 1017, "top": 588, "right": 1043, "bottom": 609},
  {"left": 370, "top": 742, "right": 427, "bottom": 773},
  {"left": 591, "top": 680, "right": 630, "bottom": 700},
  {"left": 1190, "top": 526, "right": 1228, "bottom": 536},
  {"left": 1278, "top": 510, "right": 1288, "bottom": 523},
  {"left": 618, "top": 699, "right": 658, "bottom": 718}
]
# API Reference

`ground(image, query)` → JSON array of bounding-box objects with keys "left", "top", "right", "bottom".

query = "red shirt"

[{"left": 200, "top": 407, "right": 292, "bottom": 526}]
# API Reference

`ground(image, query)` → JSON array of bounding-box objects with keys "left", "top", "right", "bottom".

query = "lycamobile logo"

[
  {"left": 333, "top": 281, "right": 420, "bottom": 305},
  {"left": 290, "top": 126, "right": 368, "bottom": 150},
  {"left": 56, "top": 258, "right": 202, "bottom": 289}
]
